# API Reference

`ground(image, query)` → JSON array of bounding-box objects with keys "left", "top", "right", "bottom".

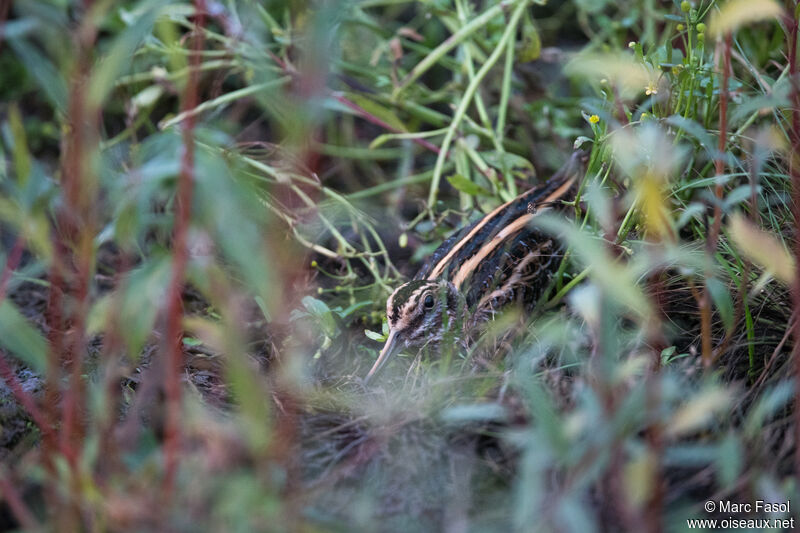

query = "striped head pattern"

[{"left": 365, "top": 279, "right": 465, "bottom": 381}]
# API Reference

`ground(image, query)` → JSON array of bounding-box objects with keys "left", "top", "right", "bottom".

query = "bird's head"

[{"left": 365, "top": 279, "right": 465, "bottom": 381}]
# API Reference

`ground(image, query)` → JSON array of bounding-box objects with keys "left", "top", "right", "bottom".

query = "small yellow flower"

[
  {"left": 628, "top": 41, "right": 636, "bottom": 48},
  {"left": 645, "top": 82, "right": 658, "bottom": 96},
  {"left": 641, "top": 112, "right": 649, "bottom": 119},
  {"left": 589, "top": 115, "right": 600, "bottom": 124}
]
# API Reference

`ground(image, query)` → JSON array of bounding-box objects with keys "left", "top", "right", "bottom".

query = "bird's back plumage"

[
  {"left": 414, "top": 152, "right": 583, "bottom": 322},
  {"left": 366, "top": 151, "right": 586, "bottom": 381}
]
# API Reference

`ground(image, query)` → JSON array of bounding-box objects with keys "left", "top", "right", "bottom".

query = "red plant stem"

[
  {"left": 42, "top": 244, "right": 64, "bottom": 460},
  {"left": 162, "top": 0, "right": 206, "bottom": 497},
  {"left": 644, "top": 276, "right": 666, "bottom": 533},
  {"left": 0, "top": 470, "right": 39, "bottom": 530},
  {"left": 95, "top": 250, "right": 134, "bottom": 479},
  {"left": 700, "top": 32, "right": 733, "bottom": 369},
  {"left": 709, "top": 32, "right": 732, "bottom": 248},
  {"left": 45, "top": 9, "right": 101, "bottom": 528},
  {"left": 698, "top": 290, "right": 712, "bottom": 367},
  {"left": 785, "top": 0, "right": 800, "bottom": 484},
  {"left": 59, "top": 19, "right": 98, "bottom": 469}
]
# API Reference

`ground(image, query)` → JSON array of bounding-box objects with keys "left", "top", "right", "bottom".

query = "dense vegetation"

[{"left": 0, "top": 0, "right": 798, "bottom": 531}]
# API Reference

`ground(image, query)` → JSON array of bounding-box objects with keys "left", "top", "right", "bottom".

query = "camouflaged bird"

[{"left": 366, "top": 151, "right": 587, "bottom": 380}]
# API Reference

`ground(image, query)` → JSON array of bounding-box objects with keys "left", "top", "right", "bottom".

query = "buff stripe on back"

[
  {"left": 431, "top": 174, "right": 578, "bottom": 287},
  {"left": 424, "top": 192, "right": 521, "bottom": 281}
]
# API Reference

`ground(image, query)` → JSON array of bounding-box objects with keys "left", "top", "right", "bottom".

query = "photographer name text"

[{"left": 705, "top": 499, "right": 790, "bottom": 514}]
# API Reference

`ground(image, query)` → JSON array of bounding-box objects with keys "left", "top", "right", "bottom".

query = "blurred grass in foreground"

[{"left": 0, "top": 0, "right": 798, "bottom": 531}]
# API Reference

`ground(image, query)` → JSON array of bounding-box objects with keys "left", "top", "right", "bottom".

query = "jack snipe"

[{"left": 366, "top": 151, "right": 587, "bottom": 381}]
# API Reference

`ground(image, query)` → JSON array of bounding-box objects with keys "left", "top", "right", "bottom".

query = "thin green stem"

[
  {"left": 427, "top": 2, "right": 527, "bottom": 212},
  {"left": 159, "top": 77, "right": 291, "bottom": 129},
  {"left": 396, "top": 0, "right": 520, "bottom": 94}
]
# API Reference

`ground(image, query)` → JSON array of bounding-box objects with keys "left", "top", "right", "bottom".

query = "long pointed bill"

[{"left": 365, "top": 329, "right": 399, "bottom": 382}]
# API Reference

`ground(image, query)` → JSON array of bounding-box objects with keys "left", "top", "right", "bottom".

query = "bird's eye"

[{"left": 423, "top": 293, "right": 435, "bottom": 309}]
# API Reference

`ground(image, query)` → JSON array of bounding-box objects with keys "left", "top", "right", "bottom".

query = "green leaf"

[
  {"left": 744, "top": 381, "right": 794, "bottom": 436},
  {"left": 254, "top": 295, "right": 272, "bottom": 322},
  {"left": 709, "top": 0, "right": 783, "bottom": 38},
  {"left": 182, "top": 337, "right": 203, "bottom": 347},
  {"left": 89, "top": 2, "right": 160, "bottom": 107},
  {"left": 716, "top": 433, "right": 742, "bottom": 486},
  {"left": 447, "top": 174, "right": 490, "bottom": 196},
  {"left": 8, "top": 38, "right": 67, "bottom": 112},
  {"left": 302, "top": 295, "right": 330, "bottom": 316},
  {"left": 723, "top": 185, "right": 760, "bottom": 210},
  {"left": 676, "top": 203, "right": 705, "bottom": 229},
  {"left": 667, "top": 387, "right": 732, "bottom": 437},
  {"left": 706, "top": 277, "right": 734, "bottom": 333},
  {"left": 565, "top": 51, "right": 655, "bottom": 98},
  {"left": 729, "top": 213, "right": 795, "bottom": 285},
  {"left": 440, "top": 403, "right": 508, "bottom": 424},
  {"left": 730, "top": 82, "right": 790, "bottom": 124},
  {"left": 573, "top": 136, "right": 593, "bottom": 150},
  {"left": 337, "top": 300, "right": 372, "bottom": 318},
  {"left": 185, "top": 316, "right": 271, "bottom": 451},
  {"left": 0, "top": 198, "right": 53, "bottom": 262},
  {"left": 518, "top": 14, "right": 541, "bottom": 62},
  {"left": 88, "top": 257, "right": 172, "bottom": 360},
  {"left": 665, "top": 115, "right": 718, "bottom": 159},
  {"left": 0, "top": 300, "right": 47, "bottom": 373},
  {"left": 302, "top": 296, "right": 338, "bottom": 337},
  {"left": 7, "top": 104, "right": 31, "bottom": 185},
  {"left": 192, "top": 144, "right": 277, "bottom": 305},
  {"left": 345, "top": 93, "right": 407, "bottom": 132},
  {"left": 364, "top": 329, "right": 385, "bottom": 342},
  {"left": 154, "top": 13, "right": 186, "bottom": 76},
  {"left": 479, "top": 151, "right": 534, "bottom": 170},
  {"left": 131, "top": 85, "right": 164, "bottom": 114},
  {"left": 660, "top": 346, "right": 676, "bottom": 365},
  {"left": 624, "top": 451, "right": 657, "bottom": 507},
  {"left": 1, "top": 18, "right": 39, "bottom": 39}
]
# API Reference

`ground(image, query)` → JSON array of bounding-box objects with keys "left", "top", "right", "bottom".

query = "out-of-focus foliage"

[{"left": 0, "top": 0, "right": 798, "bottom": 531}]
